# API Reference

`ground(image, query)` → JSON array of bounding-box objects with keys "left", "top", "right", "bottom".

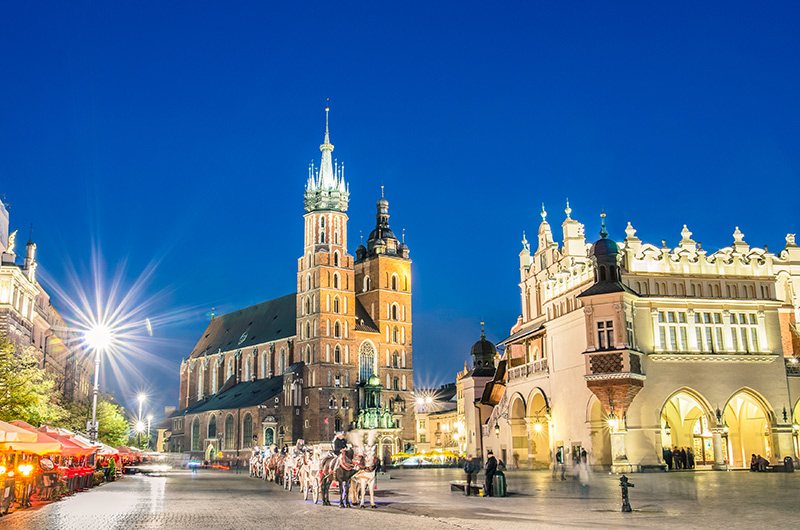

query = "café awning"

[{"left": 0, "top": 420, "right": 38, "bottom": 443}]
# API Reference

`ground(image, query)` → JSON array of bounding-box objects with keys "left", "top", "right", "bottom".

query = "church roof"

[
  {"left": 354, "top": 298, "right": 380, "bottom": 332},
  {"left": 188, "top": 293, "right": 297, "bottom": 359},
  {"left": 175, "top": 362, "right": 303, "bottom": 417}
]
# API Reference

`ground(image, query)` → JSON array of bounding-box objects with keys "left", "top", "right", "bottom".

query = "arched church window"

[
  {"left": 334, "top": 345, "right": 341, "bottom": 364},
  {"left": 392, "top": 351, "right": 399, "bottom": 368},
  {"left": 393, "top": 327, "right": 399, "bottom": 343},
  {"left": 391, "top": 304, "right": 398, "bottom": 320},
  {"left": 393, "top": 377, "right": 399, "bottom": 390},
  {"left": 364, "top": 276, "right": 371, "bottom": 292},
  {"left": 320, "top": 232, "right": 325, "bottom": 244},
  {"left": 391, "top": 275, "right": 398, "bottom": 291},
  {"left": 333, "top": 274, "right": 339, "bottom": 289},
  {"left": 358, "top": 341, "right": 376, "bottom": 382},
  {"left": 333, "top": 297, "right": 340, "bottom": 314},
  {"left": 334, "top": 252, "right": 339, "bottom": 267},
  {"left": 208, "top": 415, "right": 216, "bottom": 439},
  {"left": 334, "top": 321, "right": 341, "bottom": 338}
]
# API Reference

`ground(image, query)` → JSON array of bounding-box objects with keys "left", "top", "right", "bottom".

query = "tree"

[
  {"left": 0, "top": 338, "right": 69, "bottom": 425},
  {"left": 63, "top": 397, "right": 130, "bottom": 447}
]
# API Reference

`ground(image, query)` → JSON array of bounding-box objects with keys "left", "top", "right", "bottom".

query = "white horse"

[{"left": 350, "top": 446, "right": 378, "bottom": 508}]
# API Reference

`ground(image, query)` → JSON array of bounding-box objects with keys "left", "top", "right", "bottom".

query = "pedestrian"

[
  {"left": 672, "top": 447, "right": 681, "bottom": 470},
  {"left": 581, "top": 449, "right": 588, "bottom": 465},
  {"left": 332, "top": 432, "right": 347, "bottom": 455},
  {"left": 463, "top": 454, "right": 478, "bottom": 496},
  {"left": 663, "top": 447, "right": 672, "bottom": 470},
  {"left": 484, "top": 450, "right": 497, "bottom": 497},
  {"left": 686, "top": 447, "right": 695, "bottom": 469},
  {"left": 679, "top": 447, "right": 687, "bottom": 470},
  {"left": 750, "top": 454, "right": 758, "bottom": 472},
  {"left": 556, "top": 448, "right": 566, "bottom": 480}
]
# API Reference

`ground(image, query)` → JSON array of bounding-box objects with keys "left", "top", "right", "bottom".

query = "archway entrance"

[
  {"left": 588, "top": 397, "right": 612, "bottom": 467},
  {"left": 527, "top": 393, "right": 551, "bottom": 469},
  {"left": 509, "top": 397, "right": 527, "bottom": 469},
  {"left": 205, "top": 443, "right": 216, "bottom": 461},
  {"left": 661, "top": 390, "right": 717, "bottom": 467},
  {"left": 723, "top": 392, "right": 771, "bottom": 468}
]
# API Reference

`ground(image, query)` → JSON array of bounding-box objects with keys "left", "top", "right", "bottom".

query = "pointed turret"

[
  {"left": 561, "top": 199, "right": 586, "bottom": 257},
  {"left": 304, "top": 105, "right": 349, "bottom": 213}
]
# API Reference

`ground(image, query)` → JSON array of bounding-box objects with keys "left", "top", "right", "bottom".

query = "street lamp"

[
  {"left": 83, "top": 324, "right": 113, "bottom": 444},
  {"left": 135, "top": 421, "right": 145, "bottom": 450}
]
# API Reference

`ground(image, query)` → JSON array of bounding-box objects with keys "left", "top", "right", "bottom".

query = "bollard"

[{"left": 619, "top": 475, "right": 634, "bottom": 513}]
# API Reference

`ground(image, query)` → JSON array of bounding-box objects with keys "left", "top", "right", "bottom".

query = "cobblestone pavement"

[{"left": 3, "top": 467, "right": 799, "bottom": 529}]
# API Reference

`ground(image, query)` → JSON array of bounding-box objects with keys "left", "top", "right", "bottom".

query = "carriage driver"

[
  {"left": 295, "top": 438, "right": 306, "bottom": 453},
  {"left": 332, "top": 432, "right": 347, "bottom": 455}
]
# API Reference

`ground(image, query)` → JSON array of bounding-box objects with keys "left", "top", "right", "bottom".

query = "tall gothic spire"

[{"left": 304, "top": 104, "right": 349, "bottom": 213}]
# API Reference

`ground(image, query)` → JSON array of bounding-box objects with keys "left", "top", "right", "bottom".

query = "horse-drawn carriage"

[{"left": 247, "top": 442, "right": 379, "bottom": 508}]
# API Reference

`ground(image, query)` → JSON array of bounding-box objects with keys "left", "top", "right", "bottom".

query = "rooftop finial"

[
  {"left": 541, "top": 203, "right": 547, "bottom": 222},
  {"left": 480, "top": 320, "right": 486, "bottom": 340},
  {"left": 599, "top": 211, "right": 608, "bottom": 238},
  {"left": 565, "top": 199, "right": 572, "bottom": 219},
  {"left": 522, "top": 230, "right": 528, "bottom": 246},
  {"left": 324, "top": 98, "right": 330, "bottom": 143},
  {"left": 381, "top": 184, "right": 384, "bottom": 198},
  {"left": 402, "top": 228, "right": 405, "bottom": 244},
  {"left": 360, "top": 230, "right": 363, "bottom": 245},
  {"left": 28, "top": 223, "right": 33, "bottom": 244}
]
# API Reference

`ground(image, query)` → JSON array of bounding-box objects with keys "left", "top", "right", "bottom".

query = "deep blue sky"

[{"left": 1, "top": 2, "right": 798, "bottom": 419}]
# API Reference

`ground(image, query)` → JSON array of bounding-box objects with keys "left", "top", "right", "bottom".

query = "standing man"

[
  {"left": 464, "top": 454, "right": 477, "bottom": 496},
  {"left": 484, "top": 450, "right": 497, "bottom": 497},
  {"left": 332, "top": 432, "right": 347, "bottom": 455},
  {"left": 556, "top": 447, "right": 566, "bottom": 480}
]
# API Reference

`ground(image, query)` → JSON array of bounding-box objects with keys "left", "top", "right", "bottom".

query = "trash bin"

[
  {"left": 784, "top": 456, "right": 794, "bottom": 473},
  {"left": 493, "top": 470, "right": 507, "bottom": 497}
]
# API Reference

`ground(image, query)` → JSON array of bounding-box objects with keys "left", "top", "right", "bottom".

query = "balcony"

[{"left": 507, "top": 358, "right": 549, "bottom": 381}]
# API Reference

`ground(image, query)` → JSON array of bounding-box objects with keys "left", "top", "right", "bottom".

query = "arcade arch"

[
  {"left": 723, "top": 389, "right": 774, "bottom": 468},
  {"left": 660, "top": 389, "right": 716, "bottom": 466}
]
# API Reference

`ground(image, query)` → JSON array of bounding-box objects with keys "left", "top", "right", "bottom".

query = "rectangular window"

[{"left": 597, "top": 322, "right": 606, "bottom": 349}]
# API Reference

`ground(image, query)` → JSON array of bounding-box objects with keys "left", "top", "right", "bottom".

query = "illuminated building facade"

[
  {"left": 481, "top": 203, "right": 800, "bottom": 471},
  {"left": 175, "top": 109, "right": 415, "bottom": 462},
  {"left": 0, "top": 197, "right": 93, "bottom": 404}
]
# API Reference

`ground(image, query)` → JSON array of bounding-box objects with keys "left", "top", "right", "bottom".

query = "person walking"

[
  {"left": 686, "top": 447, "right": 695, "bottom": 469},
  {"left": 672, "top": 447, "right": 682, "bottom": 470},
  {"left": 664, "top": 447, "right": 673, "bottom": 470},
  {"left": 556, "top": 448, "right": 566, "bottom": 480},
  {"left": 464, "top": 455, "right": 478, "bottom": 496},
  {"left": 679, "top": 447, "right": 687, "bottom": 470},
  {"left": 484, "top": 450, "right": 497, "bottom": 497}
]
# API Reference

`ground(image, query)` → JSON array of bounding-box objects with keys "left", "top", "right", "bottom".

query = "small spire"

[
  {"left": 522, "top": 230, "right": 528, "bottom": 246},
  {"left": 565, "top": 199, "right": 572, "bottom": 219},
  {"left": 402, "top": 228, "right": 405, "bottom": 244},
  {"left": 28, "top": 223, "right": 33, "bottom": 244},
  {"left": 599, "top": 211, "right": 608, "bottom": 238},
  {"left": 540, "top": 203, "right": 547, "bottom": 222},
  {"left": 381, "top": 185, "right": 384, "bottom": 198},
  {"left": 360, "top": 231, "right": 363, "bottom": 245},
  {"left": 480, "top": 320, "right": 485, "bottom": 340},
  {"left": 324, "top": 98, "right": 330, "bottom": 144}
]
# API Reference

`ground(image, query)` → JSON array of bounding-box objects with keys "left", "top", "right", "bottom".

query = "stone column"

[
  {"left": 722, "top": 310, "right": 734, "bottom": 352},
  {"left": 651, "top": 309, "right": 661, "bottom": 351},
  {"left": 771, "top": 425, "right": 796, "bottom": 463},
  {"left": 610, "top": 428, "right": 640, "bottom": 473},
  {"left": 756, "top": 311, "right": 768, "bottom": 352},
  {"left": 711, "top": 428, "right": 727, "bottom": 470},
  {"left": 687, "top": 309, "right": 698, "bottom": 351},
  {"left": 524, "top": 418, "right": 535, "bottom": 470}
]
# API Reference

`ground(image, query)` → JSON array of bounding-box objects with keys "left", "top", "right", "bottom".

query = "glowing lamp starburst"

[{"left": 84, "top": 324, "right": 113, "bottom": 351}]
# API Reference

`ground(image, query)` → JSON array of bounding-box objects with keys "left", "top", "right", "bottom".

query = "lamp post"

[
  {"left": 83, "top": 325, "right": 112, "bottom": 444},
  {"left": 137, "top": 393, "right": 146, "bottom": 449}
]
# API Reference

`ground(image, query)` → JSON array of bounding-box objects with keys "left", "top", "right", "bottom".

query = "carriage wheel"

[{"left": 312, "top": 478, "right": 319, "bottom": 504}]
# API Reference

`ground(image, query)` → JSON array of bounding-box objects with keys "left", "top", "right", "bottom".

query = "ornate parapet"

[{"left": 584, "top": 348, "right": 645, "bottom": 418}]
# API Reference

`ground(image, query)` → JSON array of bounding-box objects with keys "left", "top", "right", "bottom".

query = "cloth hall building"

[
  {"left": 475, "top": 204, "right": 800, "bottom": 472},
  {"left": 172, "top": 110, "right": 415, "bottom": 463}
]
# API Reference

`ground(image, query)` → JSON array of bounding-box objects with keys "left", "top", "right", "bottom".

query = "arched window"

[
  {"left": 393, "top": 377, "right": 399, "bottom": 390},
  {"left": 279, "top": 349, "right": 286, "bottom": 374},
  {"left": 334, "top": 321, "right": 341, "bottom": 338},
  {"left": 197, "top": 369, "right": 204, "bottom": 400},
  {"left": 212, "top": 364, "right": 218, "bottom": 393},
  {"left": 404, "top": 276, "right": 409, "bottom": 291},
  {"left": 304, "top": 297, "right": 310, "bottom": 314},
  {"left": 334, "top": 345, "right": 341, "bottom": 363},
  {"left": 330, "top": 397, "right": 337, "bottom": 408},
  {"left": 227, "top": 358, "right": 233, "bottom": 380},
  {"left": 208, "top": 415, "right": 216, "bottom": 439},
  {"left": 393, "top": 327, "right": 399, "bottom": 343},
  {"left": 391, "top": 275, "right": 398, "bottom": 291},
  {"left": 264, "top": 427, "right": 274, "bottom": 446},
  {"left": 392, "top": 351, "right": 399, "bottom": 368},
  {"left": 191, "top": 418, "right": 200, "bottom": 451},
  {"left": 244, "top": 356, "right": 251, "bottom": 381},
  {"left": 334, "top": 252, "right": 339, "bottom": 267},
  {"left": 261, "top": 351, "right": 267, "bottom": 378},
  {"left": 391, "top": 304, "right": 398, "bottom": 320},
  {"left": 306, "top": 274, "right": 311, "bottom": 291},
  {"left": 333, "top": 297, "right": 340, "bottom": 314},
  {"left": 327, "top": 370, "right": 332, "bottom": 387},
  {"left": 335, "top": 417, "right": 342, "bottom": 432},
  {"left": 224, "top": 415, "right": 234, "bottom": 450},
  {"left": 243, "top": 414, "right": 253, "bottom": 448},
  {"left": 333, "top": 273, "right": 339, "bottom": 289},
  {"left": 358, "top": 341, "right": 376, "bottom": 382},
  {"left": 364, "top": 276, "right": 370, "bottom": 292}
]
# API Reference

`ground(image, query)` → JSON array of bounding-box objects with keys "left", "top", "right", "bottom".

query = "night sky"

[{"left": 1, "top": 2, "right": 798, "bottom": 420}]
